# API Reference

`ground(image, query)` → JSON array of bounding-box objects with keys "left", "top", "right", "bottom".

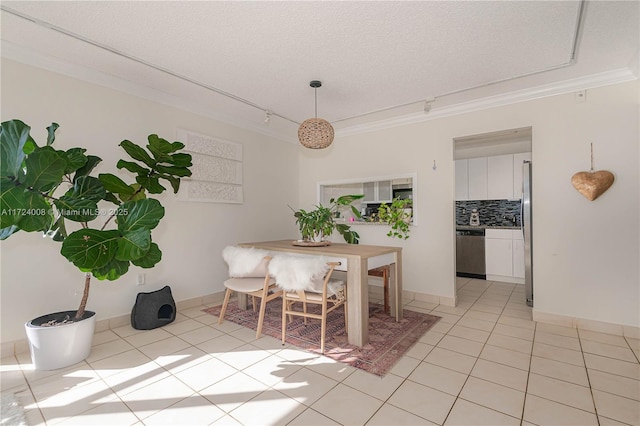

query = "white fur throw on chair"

[
  {"left": 222, "top": 246, "right": 270, "bottom": 278},
  {"left": 268, "top": 254, "right": 344, "bottom": 295}
]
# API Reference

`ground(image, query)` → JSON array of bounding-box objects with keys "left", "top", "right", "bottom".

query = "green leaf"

[
  {"left": 0, "top": 180, "right": 52, "bottom": 231},
  {"left": 1, "top": 119, "right": 36, "bottom": 180},
  {"left": 98, "top": 173, "right": 134, "bottom": 196},
  {"left": 0, "top": 180, "right": 24, "bottom": 227},
  {"left": 67, "top": 176, "right": 106, "bottom": 202},
  {"left": 148, "top": 134, "right": 185, "bottom": 154},
  {"left": 55, "top": 176, "right": 105, "bottom": 222},
  {"left": 54, "top": 197, "right": 98, "bottom": 222},
  {"left": 23, "top": 146, "right": 66, "bottom": 191},
  {"left": 116, "top": 160, "right": 149, "bottom": 175},
  {"left": 168, "top": 153, "right": 193, "bottom": 167},
  {"left": 119, "top": 140, "right": 155, "bottom": 168},
  {"left": 131, "top": 242, "right": 162, "bottom": 268},
  {"left": 0, "top": 225, "right": 19, "bottom": 240},
  {"left": 333, "top": 194, "right": 365, "bottom": 206},
  {"left": 115, "top": 227, "right": 150, "bottom": 261},
  {"left": 45, "top": 214, "right": 67, "bottom": 242},
  {"left": 336, "top": 224, "right": 360, "bottom": 244},
  {"left": 158, "top": 173, "right": 181, "bottom": 193},
  {"left": 61, "top": 229, "right": 120, "bottom": 270},
  {"left": 46, "top": 122, "right": 59, "bottom": 146},
  {"left": 136, "top": 175, "right": 165, "bottom": 194},
  {"left": 116, "top": 198, "right": 164, "bottom": 232},
  {"left": 155, "top": 164, "right": 192, "bottom": 177},
  {"left": 17, "top": 194, "right": 52, "bottom": 232},
  {"left": 92, "top": 258, "right": 130, "bottom": 281},
  {"left": 73, "top": 155, "right": 102, "bottom": 183},
  {"left": 64, "top": 148, "right": 88, "bottom": 174},
  {"left": 123, "top": 184, "right": 146, "bottom": 201},
  {"left": 103, "top": 192, "right": 121, "bottom": 205}
]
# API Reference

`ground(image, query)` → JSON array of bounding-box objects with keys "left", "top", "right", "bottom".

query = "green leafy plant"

[
  {"left": 378, "top": 197, "right": 412, "bottom": 240},
  {"left": 291, "top": 194, "right": 364, "bottom": 244},
  {"left": 0, "top": 119, "right": 193, "bottom": 321}
]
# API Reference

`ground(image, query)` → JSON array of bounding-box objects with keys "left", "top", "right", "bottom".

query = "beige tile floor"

[{"left": 2, "top": 278, "right": 639, "bottom": 425}]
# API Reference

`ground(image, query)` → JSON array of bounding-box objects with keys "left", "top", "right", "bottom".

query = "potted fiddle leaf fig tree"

[
  {"left": 291, "top": 194, "right": 364, "bottom": 244},
  {"left": 0, "top": 119, "right": 193, "bottom": 370}
]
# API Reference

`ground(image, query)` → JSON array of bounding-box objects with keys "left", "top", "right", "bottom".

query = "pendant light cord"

[{"left": 314, "top": 87, "right": 318, "bottom": 118}]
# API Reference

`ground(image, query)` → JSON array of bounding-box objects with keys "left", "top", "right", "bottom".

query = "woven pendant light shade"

[
  {"left": 298, "top": 80, "right": 334, "bottom": 149},
  {"left": 298, "top": 118, "right": 334, "bottom": 149}
]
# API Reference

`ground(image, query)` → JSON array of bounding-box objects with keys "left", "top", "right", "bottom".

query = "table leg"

[
  {"left": 389, "top": 254, "right": 403, "bottom": 321},
  {"left": 346, "top": 256, "right": 368, "bottom": 347}
]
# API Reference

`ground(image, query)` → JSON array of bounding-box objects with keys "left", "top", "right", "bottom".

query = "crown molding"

[
  {"left": 336, "top": 68, "right": 638, "bottom": 137},
  {"left": 1, "top": 41, "right": 298, "bottom": 145},
  {"left": 3, "top": 41, "right": 636, "bottom": 144}
]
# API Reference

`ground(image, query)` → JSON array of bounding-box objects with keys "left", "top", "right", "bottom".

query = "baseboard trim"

[
  {"left": 533, "top": 309, "right": 640, "bottom": 338},
  {"left": 1, "top": 291, "right": 227, "bottom": 359},
  {"left": 403, "top": 290, "right": 456, "bottom": 307},
  {"left": 486, "top": 274, "right": 525, "bottom": 285}
]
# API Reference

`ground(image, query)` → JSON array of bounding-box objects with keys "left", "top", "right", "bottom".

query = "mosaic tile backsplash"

[{"left": 456, "top": 200, "right": 522, "bottom": 227}]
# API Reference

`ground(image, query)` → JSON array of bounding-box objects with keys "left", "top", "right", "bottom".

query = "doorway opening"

[{"left": 453, "top": 127, "right": 533, "bottom": 301}]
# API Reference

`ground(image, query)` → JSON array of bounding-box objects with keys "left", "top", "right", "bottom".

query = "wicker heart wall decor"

[{"left": 571, "top": 144, "right": 615, "bottom": 201}]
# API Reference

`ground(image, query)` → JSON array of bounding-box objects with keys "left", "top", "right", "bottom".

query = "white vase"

[{"left": 25, "top": 310, "right": 96, "bottom": 370}]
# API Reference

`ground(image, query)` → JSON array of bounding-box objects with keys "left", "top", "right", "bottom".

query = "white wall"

[
  {"left": 299, "top": 80, "right": 639, "bottom": 329},
  {"left": 0, "top": 59, "right": 299, "bottom": 342}
]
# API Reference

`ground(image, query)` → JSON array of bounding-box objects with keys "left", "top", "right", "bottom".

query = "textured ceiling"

[{"left": 1, "top": 1, "right": 638, "bottom": 140}]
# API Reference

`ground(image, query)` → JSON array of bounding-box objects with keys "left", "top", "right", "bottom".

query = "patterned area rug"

[{"left": 203, "top": 299, "right": 440, "bottom": 376}]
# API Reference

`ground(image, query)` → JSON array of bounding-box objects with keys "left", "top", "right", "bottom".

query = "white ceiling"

[{"left": 1, "top": 1, "right": 638, "bottom": 142}]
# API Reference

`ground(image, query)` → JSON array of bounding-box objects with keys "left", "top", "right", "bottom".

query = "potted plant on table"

[
  {"left": 291, "top": 194, "right": 364, "bottom": 244},
  {"left": 378, "top": 197, "right": 412, "bottom": 240},
  {"left": 0, "top": 119, "right": 193, "bottom": 370}
]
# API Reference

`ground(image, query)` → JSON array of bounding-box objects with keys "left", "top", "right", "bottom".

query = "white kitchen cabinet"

[
  {"left": 455, "top": 159, "right": 469, "bottom": 200},
  {"left": 485, "top": 229, "right": 513, "bottom": 277},
  {"left": 512, "top": 236, "right": 525, "bottom": 279},
  {"left": 456, "top": 153, "right": 531, "bottom": 201},
  {"left": 363, "top": 182, "right": 375, "bottom": 202},
  {"left": 488, "top": 154, "right": 514, "bottom": 200},
  {"left": 485, "top": 228, "right": 525, "bottom": 283},
  {"left": 362, "top": 180, "right": 392, "bottom": 203},
  {"left": 378, "top": 180, "right": 392, "bottom": 202},
  {"left": 467, "top": 158, "right": 488, "bottom": 200},
  {"left": 513, "top": 152, "right": 532, "bottom": 199}
]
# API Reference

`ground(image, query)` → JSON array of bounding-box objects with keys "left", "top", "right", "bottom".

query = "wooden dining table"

[{"left": 238, "top": 239, "right": 403, "bottom": 347}]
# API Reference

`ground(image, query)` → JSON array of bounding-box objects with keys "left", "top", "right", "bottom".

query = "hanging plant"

[{"left": 378, "top": 197, "right": 412, "bottom": 240}]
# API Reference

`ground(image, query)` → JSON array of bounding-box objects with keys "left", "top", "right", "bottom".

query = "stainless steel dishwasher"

[{"left": 456, "top": 229, "right": 486, "bottom": 279}]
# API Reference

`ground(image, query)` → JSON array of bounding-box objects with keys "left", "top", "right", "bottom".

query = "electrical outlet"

[{"left": 136, "top": 274, "right": 145, "bottom": 286}]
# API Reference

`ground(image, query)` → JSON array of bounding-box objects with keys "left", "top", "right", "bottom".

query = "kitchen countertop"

[{"left": 456, "top": 225, "right": 521, "bottom": 230}]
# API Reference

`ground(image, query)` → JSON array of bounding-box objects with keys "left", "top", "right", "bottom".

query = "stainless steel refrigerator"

[{"left": 522, "top": 161, "right": 534, "bottom": 306}]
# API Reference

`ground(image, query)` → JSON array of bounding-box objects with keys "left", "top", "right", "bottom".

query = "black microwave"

[{"left": 393, "top": 188, "right": 413, "bottom": 200}]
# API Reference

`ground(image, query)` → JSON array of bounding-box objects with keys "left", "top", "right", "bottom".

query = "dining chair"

[
  {"left": 219, "top": 245, "right": 282, "bottom": 339},
  {"left": 268, "top": 254, "right": 347, "bottom": 353},
  {"left": 368, "top": 265, "right": 390, "bottom": 314}
]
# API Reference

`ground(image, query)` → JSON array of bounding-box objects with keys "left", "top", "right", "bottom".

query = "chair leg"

[
  {"left": 383, "top": 267, "right": 390, "bottom": 314},
  {"left": 303, "top": 302, "right": 308, "bottom": 325},
  {"left": 218, "top": 288, "right": 232, "bottom": 324},
  {"left": 251, "top": 295, "right": 257, "bottom": 312},
  {"left": 281, "top": 296, "right": 287, "bottom": 346},
  {"left": 256, "top": 295, "right": 268, "bottom": 339},
  {"left": 320, "top": 303, "right": 328, "bottom": 354}
]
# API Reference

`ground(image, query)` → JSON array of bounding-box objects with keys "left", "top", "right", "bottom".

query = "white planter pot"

[{"left": 25, "top": 311, "right": 96, "bottom": 370}]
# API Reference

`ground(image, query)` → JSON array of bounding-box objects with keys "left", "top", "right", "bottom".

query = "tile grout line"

[
  {"left": 576, "top": 328, "right": 602, "bottom": 426},
  {"left": 440, "top": 280, "right": 523, "bottom": 425}
]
